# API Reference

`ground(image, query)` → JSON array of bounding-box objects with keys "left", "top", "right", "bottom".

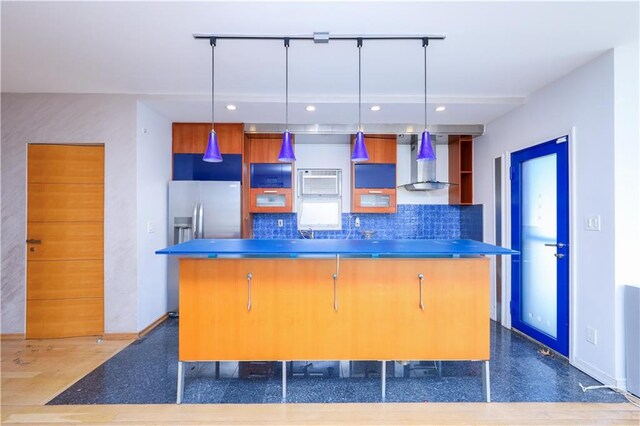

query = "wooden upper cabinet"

[
  {"left": 448, "top": 135, "right": 474, "bottom": 205},
  {"left": 173, "top": 123, "right": 243, "bottom": 155},
  {"left": 351, "top": 134, "right": 397, "bottom": 163},
  {"left": 248, "top": 133, "right": 294, "bottom": 163}
]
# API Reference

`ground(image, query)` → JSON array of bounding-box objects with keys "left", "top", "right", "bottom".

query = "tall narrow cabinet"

[{"left": 448, "top": 135, "right": 473, "bottom": 205}]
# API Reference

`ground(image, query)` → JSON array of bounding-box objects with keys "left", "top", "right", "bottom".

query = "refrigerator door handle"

[
  {"left": 198, "top": 203, "right": 204, "bottom": 238},
  {"left": 192, "top": 202, "right": 199, "bottom": 240}
]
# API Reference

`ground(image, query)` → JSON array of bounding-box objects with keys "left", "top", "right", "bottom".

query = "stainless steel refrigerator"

[{"left": 167, "top": 181, "right": 241, "bottom": 312}]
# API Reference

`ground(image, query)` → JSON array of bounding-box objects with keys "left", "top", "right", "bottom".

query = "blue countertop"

[{"left": 156, "top": 239, "right": 517, "bottom": 257}]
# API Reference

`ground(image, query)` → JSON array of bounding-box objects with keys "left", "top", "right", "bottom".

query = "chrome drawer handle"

[
  {"left": 418, "top": 273, "right": 424, "bottom": 310},
  {"left": 263, "top": 190, "right": 278, "bottom": 194},
  {"left": 247, "top": 273, "right": 253, "bottom": 311},
  {"left": 332, "top": 273, "right": 338, "bottom": 311},
  {"left": 368, "top": 190, "right": 383, "bottom": 194}
]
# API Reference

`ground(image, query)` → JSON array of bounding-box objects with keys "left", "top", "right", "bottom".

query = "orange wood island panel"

[{"left": 178, "top": 257, "right": 490, "bottom": 362}]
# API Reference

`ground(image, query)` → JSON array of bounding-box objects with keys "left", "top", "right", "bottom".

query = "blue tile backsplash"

[{"left": 253, "top": 204, "right": 483, "bottom": 240}]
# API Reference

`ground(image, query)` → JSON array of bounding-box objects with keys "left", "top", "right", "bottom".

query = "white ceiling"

[{"left": 1, "top": 1, "right": 638, "bottom": 127}]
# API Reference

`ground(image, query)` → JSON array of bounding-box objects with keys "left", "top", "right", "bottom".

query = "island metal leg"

[
  {"left": 381, "top": 361, "right": 387, "bottom": 402},
  {"left": 482, "top": 360, "right": 490, "bottom": 402},
  {"left": 282, "top": 361, "right": 287, "bottom": 402},
  {"left": 176, "top": 361, "right": 185, "bottom": 404}
]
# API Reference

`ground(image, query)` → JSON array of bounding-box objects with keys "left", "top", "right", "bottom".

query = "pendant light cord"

[
  {"left": 210, "top": 38, "right": 216, "bottom": 130},
  {"left": 423, "top": 38, "right": 428, "bottom": 132},
  {"left": 285, "top": 38, "right": 289, "bottom": 131},
  {"left": 357, "top": 38, "right": 362, "bottom": 132}
]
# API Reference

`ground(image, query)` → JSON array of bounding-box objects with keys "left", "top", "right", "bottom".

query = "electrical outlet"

[
  {"left": 354, "top": 217, "right": 360, "bottom": 228},
  {"left": 586, "top": 326, "right": 597, "bottom": 345},
  {"left": 585, "top": 215, "right": 601, "bottom": 231},
  {"left": 277, "top": 219, "right": 284, "bottom": 227},
  {"left": 147, "top": 221, "right": 155, "bottom": 234}
]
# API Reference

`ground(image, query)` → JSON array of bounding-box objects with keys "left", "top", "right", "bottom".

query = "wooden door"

[{"left": 26, "top": 144, "right": 104, "bottom": 338}]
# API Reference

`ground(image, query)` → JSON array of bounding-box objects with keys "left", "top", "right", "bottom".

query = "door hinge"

[
  {"left": 556, "top": 136, "right": 567, "bottom": 144},
  {"left": 509, "top": 166, "right": 514, "bottom": 181}
]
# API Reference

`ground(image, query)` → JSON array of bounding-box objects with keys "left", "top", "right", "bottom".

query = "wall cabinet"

[
  {"left": 448, "top": 135, "right": 474, "bottom": 205},
  {"left": 173, "top": 123, "right": 243, "bottom": 155},
  {"left": 246, "top": 134, "right": 294, "bottom": 213},
  {"left": 351, "top": 134, "right": 397, "bottom": 213},
  {"left": 172, "top": 123, "right": 244, "bottom": 181}
]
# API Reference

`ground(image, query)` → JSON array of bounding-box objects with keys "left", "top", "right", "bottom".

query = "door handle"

[
  {"left": 545, "top": 243, "right": 566, "bottom": 248},
  {"left": 198, "top": 203, "right": 204, "bottom": 238},
  {"left": 332, "top": 273, "right": 338, "bottom": 311},
  {"left": 192, "top": 203, "right": 198, "bottom": 240},
  {"left": 418, "top": 273, "right": 425, "bottom": 310},
  {"left": 26, "top": 239, "right": 42, "bottom": 244},
  {"left": 554, "top": 253, "right": 565, "bottom": 259},
  {"left": 247, "top": 273, "right": 253, "bottom": 311}
]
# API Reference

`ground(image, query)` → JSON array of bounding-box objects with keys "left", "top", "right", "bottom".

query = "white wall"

[
  {"left": 1, "top": 94, "right": 139, "bottom": 333},
  {"left": 476, "top": 47, "right": 639, "bottom": 387},
  {"left": 135, "top": 102, "right": 172, "bottom": 332},
  {"left": 613, "top": 40, "right": 640, "bottom": 383}
]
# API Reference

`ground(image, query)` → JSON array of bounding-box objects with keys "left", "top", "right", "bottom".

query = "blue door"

[{"left": 511, "top": 136, "right": 569, "bottom": 356}]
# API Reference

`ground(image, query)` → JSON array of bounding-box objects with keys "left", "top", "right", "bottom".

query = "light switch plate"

[
  {"left": 585, "top": 215, "right": 601, "bottom": 231},
  {"left": 277, "top": 219, "right": 284, "bottom": 227}
]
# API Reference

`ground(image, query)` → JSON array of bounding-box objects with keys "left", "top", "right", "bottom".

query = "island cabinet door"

[
  {"left": 338, "top": 258, "right": 490, "bottom": 361},
  {"left": 179, "top": 258, "right": 339, "bottom": 361}
]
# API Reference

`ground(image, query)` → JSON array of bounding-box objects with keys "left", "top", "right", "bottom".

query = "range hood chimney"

[{"left": 398, "top": 135, "right": 456, "bottom": 192}]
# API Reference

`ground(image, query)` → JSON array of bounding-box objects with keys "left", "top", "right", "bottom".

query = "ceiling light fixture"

[
  {"left": 417, "top": 38, "right": 436, "bottom": 162},
  {"left": 370, "top": 105, "right": 381, "bottom": 112},
  {"left": 351, "top": 38, "right": 369, "bottom": 162},
  {"left": 305, "top": 105, "right": 316, "bottom": 112},
  {"left": 278, "top": 38, "right": 296, "bottom": 162},
  {"left": 226, "top": 104, "right": 237, "bottom": 111},
  {"left": 435, "top": 106, "right": 446, "bottom": 112},
  {"left": 203, "top": 37, "right": 222, "bottom": 162}
]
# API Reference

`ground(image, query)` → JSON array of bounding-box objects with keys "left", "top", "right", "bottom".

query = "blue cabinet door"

[{"left": 173, "top": 154, "right": 242, "bottom": 181}]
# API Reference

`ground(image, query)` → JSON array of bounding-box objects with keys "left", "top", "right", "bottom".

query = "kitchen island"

[{"left": 156, "top": 239, "right": 516, "bottom": 403}]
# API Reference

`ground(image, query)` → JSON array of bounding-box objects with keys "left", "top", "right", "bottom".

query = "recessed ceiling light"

[
  {"left": 305, "top": 105, "right": 316, "bottom": 112},
  {"left": 434, "top": 106, "right": 446, "bottom": 112},
  {"left": 226, "top": 104, "right": 237, "bottom": 111},
  {"left": 370, "top": 105, "right": 381, "bottom": 112}
]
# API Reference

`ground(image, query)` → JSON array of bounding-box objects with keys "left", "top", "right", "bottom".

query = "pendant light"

[
  {"left": 351, "top": 38, "right": 369, "bottom": 162},
  {"left": 203, "top": 37, "right": 222, "bottom": 162},
  {"left": 278, "top": 38, "right": 296, "bottom": 162},
  {"left": 417, "top": 38, "right": 436, "bottom": 162}
]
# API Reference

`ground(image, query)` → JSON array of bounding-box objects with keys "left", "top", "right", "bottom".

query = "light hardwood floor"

[{"left": 1, "top": 336, "right": 638, "bottom": 425}]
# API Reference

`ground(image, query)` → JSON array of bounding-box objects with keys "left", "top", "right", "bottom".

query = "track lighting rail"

[{"left": 193, "top": 33, "right": 446, "bottom": 43}]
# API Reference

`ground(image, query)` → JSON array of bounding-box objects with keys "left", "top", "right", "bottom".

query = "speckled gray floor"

[{"left": 48, "top": 319, "right": 625, "bottom": 404}]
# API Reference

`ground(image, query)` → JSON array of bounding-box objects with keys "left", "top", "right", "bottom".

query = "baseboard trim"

[
  {"left": 1, "top": 333, "right": 25, "bottom": 340},
  {"left": 102, "top": 333, "right": 138, "bottom": 340},
  {"left": 138, "top": 313, "right": 169, "bottom": 338},
  {"left": 102, "top": 313, "right": 169, "bottom": 341},
  {"left": 572, "top": 357, "right": 626, "bottom": 388}
]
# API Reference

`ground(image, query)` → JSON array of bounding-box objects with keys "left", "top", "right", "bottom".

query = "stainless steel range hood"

[{"left": 398, "top": 135, "right": 457, "bottom": 192}]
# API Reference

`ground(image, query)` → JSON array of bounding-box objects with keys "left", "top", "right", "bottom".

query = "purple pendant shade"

[
  {"left": 351, "top": 131, "right": 369, "bottom": 162},
  {"left": 278, "top": 130, "right": 296, "bottom": 162},
  {"left": 417, "top": 130, "right": 436, "bottom": 161},
  {"left": 202, "top": 130, "right": 223, "bottom": 162}
]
